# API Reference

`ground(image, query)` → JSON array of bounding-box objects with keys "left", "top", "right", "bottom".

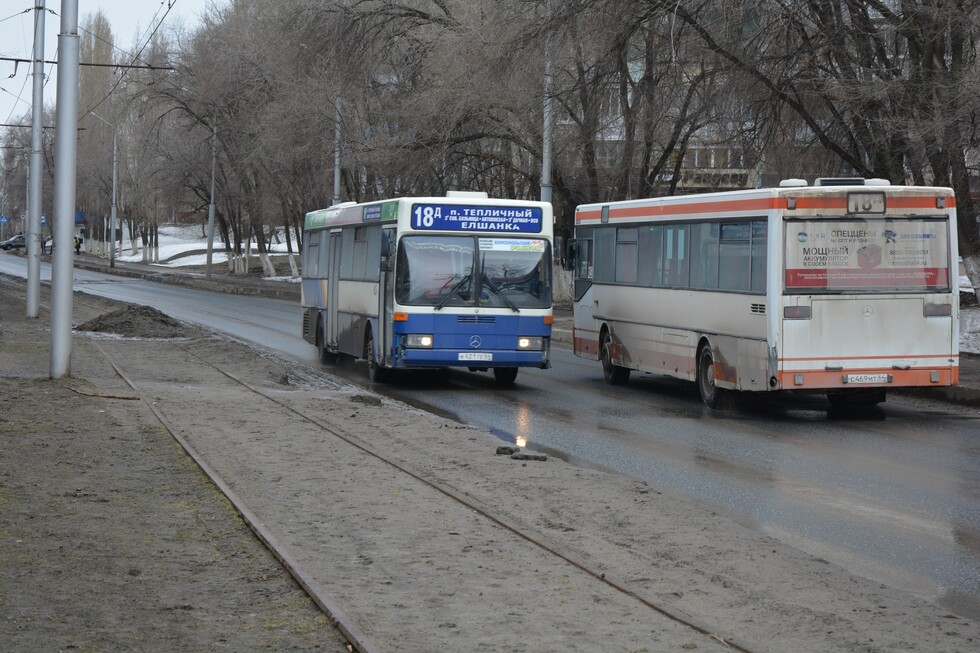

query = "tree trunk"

[{"left": 964, "top": 255, "right": 980, "bottom": 307}]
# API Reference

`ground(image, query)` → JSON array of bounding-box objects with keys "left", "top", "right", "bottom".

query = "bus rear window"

[{"left": 784, "top": 217, "right": 950, "bottom": 293}]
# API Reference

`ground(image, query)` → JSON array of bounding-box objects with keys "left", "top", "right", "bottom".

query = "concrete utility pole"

[
  {"left": 333, "top": 97, "right": 341, "bottom": 205},
  {"left": 540, "top": 39, "right": 554, "bottom": 205},
  {"left": 26, "top": 0, "right": 45, "bottom": 318},
  {"left": 206, "top": 122, "right": 217, "bottom": 280},
  {"left": 49, "top": 0, "right": 79, "bottom": 379},
  {"left": 89, "top": 112, "right": 117, "bottom": 268}
]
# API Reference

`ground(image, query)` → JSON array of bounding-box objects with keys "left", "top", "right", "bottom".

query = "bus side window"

[
  {"left": 306, "top": 232, "right": 320, "bottom": 278},
  {"left": 594, "top": 227, "right": 614, "bottom": 283},
  {"left": 317, "top": 232, "right": 330, "bottom": 279},
  {"left": 615, "top": 228, "right": 638, "bottom": 284},
  {"left": 689, "top": 222, "right": 720, "bottom": 289},
  {"left": 663, "top": 224, "right": 690, "bottom": 287},
  {"left": 365, "top": 227, "right": 381, "bottom": 281},
  {"left": 638, "top": 225, "right": 663, "bottom": 286},
  {"left": 750, "top": 220, "right": 767, "bottom": 293},
  {"left": 719, "top": 222, "right": 751, "bottom": 291}
]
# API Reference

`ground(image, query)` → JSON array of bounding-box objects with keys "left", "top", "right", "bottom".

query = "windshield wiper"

[
  {"left": 435, "top": 273, "right": 472, "bottom": 310},
  {"left": 483, "top": 275, "right": 520, "bottom": 312}
]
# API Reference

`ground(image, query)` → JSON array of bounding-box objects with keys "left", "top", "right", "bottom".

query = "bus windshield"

[
  {"left": 396, "top": 235, "right": 551, "bottom": 309},
  {"left": 784, "top": 216, "right": 951, "bottom": 293}
]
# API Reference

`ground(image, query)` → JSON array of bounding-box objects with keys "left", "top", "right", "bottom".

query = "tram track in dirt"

[{"left": 80, "top": 332, "right": 759, "bottom": 653}]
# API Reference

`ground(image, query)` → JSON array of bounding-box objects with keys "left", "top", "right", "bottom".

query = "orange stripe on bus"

[
  {"left": 575, "top": 193, "right": 954, "bottom": 223},
  {"left": 887, "top": 195, "right": 956, "bottom": 209},
  {"left": 777, "top": 367, "right": 958, "bottom": 389},
  {"left": 793, "top": 197, "right": 847, "bottom": 210},
  {"left": 576, "top": 197, "right": 785, "bottom": 222}
]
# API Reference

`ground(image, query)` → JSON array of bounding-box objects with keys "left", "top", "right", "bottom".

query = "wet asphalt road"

[{"left": 3, "top": 256, "right": 979, "bottom": 619}]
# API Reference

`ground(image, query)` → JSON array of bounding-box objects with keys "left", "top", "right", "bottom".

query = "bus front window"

[
  {"left": 396, "top": 236, "right": 475, "bottom": 306},
  {"left": 396, "top": 236, "right": 551, "bottom": 309},
  {"left": 478, "top": 238, "right": 551, "bottom": 309}
]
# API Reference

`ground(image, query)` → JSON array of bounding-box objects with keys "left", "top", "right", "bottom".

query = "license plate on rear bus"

[
  {"left": 845, "top": 373, "right": 889, "bottom": 384},
  {"left": 459, "top": 352, "right": 493, "bottom": 362}
]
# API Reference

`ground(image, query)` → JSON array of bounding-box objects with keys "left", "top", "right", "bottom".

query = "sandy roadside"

[{"left": 1, "top": 274, "right": 978, "bottom": 652}]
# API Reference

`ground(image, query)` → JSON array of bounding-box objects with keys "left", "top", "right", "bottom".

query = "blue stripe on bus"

[{"left": 392, "top": 313, "right": 551, "bottom": 368}]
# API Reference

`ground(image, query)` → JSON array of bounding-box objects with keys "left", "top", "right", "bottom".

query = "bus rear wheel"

[
  {"left": 493, "top": 367, "right": 519, "bottom": 386},
  {"left": 365, "top": 329, "right": 390, "bottom": 383},
  {"left": 601, "top": 331, "right": 630, "bottom": 386},
  {"left": 697, "top": 343, "right": 728, "bottom": 408}
]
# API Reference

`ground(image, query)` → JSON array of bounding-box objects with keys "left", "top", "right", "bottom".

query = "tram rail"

[{"left": 78, "top": 329, "right": 758, "bottom": 653}]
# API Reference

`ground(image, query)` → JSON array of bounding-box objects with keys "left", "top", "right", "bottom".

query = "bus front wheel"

[
  {"left": 697, "top": 343, "right": 728, "bottom": 408},
  {"left": 365, "top": 329, "right": 390, "bottom": 383},
  {"left": 601, "top": 332, "right": 630, "bottom": 386}
]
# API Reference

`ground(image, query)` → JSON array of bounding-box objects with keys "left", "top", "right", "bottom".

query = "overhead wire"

[
  {"left": 79, "top": 0, "right": 178, "bottom": 116},
  {"left": 2, "top": 1, "right": 182, "bottom": 126},
  {"left": 1, "top": 5, "right": 34, "bottom": 126}
]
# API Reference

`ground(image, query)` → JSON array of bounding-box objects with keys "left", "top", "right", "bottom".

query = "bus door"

[
  {"left": 379, "top": 228, "right": 396, "bottom": 367},
  {"left": 327, "top": 231, "right": 342, "bottom": 350},
  {"left": 572, "top": 227, "right": 599, "bottom": 359}
]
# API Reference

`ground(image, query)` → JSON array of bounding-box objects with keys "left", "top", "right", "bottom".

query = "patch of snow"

[
  {"left": 962, "top": 307, "right": 980, "bottom": 355},
  {"left": 114, "top": 225, "right": 296, "bottom": 270}
]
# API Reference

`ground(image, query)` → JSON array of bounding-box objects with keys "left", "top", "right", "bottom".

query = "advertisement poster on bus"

[{"left": 785, "top": 218, "right": 950, "bottom": 291}]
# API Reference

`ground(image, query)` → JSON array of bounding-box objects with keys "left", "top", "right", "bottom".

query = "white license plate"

[
  {"left": 845, "top": 373, "right": 889, "bottom": 384},
  {"left": 458, "top": 352, "right": 493, "bottom": 361}
]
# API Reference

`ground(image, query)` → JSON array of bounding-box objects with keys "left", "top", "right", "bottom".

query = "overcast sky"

[{"left": 0, "top": 0, "right": 217, "bottom": 126}]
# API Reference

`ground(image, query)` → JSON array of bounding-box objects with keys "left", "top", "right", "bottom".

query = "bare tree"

[{"left": 673, "top": 0, "right": 980, "bottom": 293}]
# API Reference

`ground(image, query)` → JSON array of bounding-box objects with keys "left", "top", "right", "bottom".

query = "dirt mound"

[{"left": 76, "top": 305, "right": 191, "bottom": 339}]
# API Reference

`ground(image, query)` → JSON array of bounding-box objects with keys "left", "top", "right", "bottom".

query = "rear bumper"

[{"left": 776, "top": 366, "right": 958, "bottom": 390}]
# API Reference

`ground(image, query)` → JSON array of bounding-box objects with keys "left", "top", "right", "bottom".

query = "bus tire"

[
  {"left": 316, "top": 317, "right": 336, "bottom": 364},
  {"left": 493, "top": 367, "right": 519, "bottom": 386},
  {"left": 697, "top": 343, "right": 728, "bottom": 408},
  {"left": 601, "top": 331, "right": 630, "bottom": 386},
  {"left": 365, "top": 329, "right": 390, "bottom": 383}
]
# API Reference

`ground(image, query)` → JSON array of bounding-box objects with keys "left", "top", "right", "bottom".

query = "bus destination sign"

[{"left": 411, "top": 204, "right": 542, "bottom": 233}]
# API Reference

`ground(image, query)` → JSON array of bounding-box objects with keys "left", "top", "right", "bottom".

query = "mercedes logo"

[
  {"left": 469, "top": 335, "right": 482, "bottom": 348},
  {"left": 862, "top": 305, "right": 874, "bottom": 318}
]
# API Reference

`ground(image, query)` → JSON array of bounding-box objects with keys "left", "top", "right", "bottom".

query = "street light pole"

[
  {"left": 206, "top": 122, "right": 217, "bottom": 280},
  {"left": 26, "top": 0, "right": 45, "bottom": 318},
  {"left": 89, "top": 112, "right": 117, "bottom": 268},
  {"left": 49, "top": 0, "right": 79, "bottom": 379}
]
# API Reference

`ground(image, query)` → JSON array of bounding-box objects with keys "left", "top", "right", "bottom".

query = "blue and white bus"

[{"left": 301, "top": 192, "right": 554, "bottom": 384}]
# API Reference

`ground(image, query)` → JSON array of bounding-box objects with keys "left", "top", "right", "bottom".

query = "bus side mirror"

[{"left": 561, "top": 238, "right": 576, "bottom": 271}]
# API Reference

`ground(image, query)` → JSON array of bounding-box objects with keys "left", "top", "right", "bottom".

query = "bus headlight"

[
  {"left": 404, "top": 334, "right": 433, "bottom": 348},
  {"left": 518, "top": 336, "right": 544, "bottom": 350}
]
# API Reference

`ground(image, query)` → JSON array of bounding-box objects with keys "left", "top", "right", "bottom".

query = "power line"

[
  {"left": 83, "top": 0, "right": 178, "bottom": 116},
  {"left": 0, "top": 56, "right": 174, "bottom": 71}
]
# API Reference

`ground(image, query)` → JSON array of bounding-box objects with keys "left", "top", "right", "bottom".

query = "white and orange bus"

[{"left": 567, "top": 178, "right": 959, "bottom": 408}]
